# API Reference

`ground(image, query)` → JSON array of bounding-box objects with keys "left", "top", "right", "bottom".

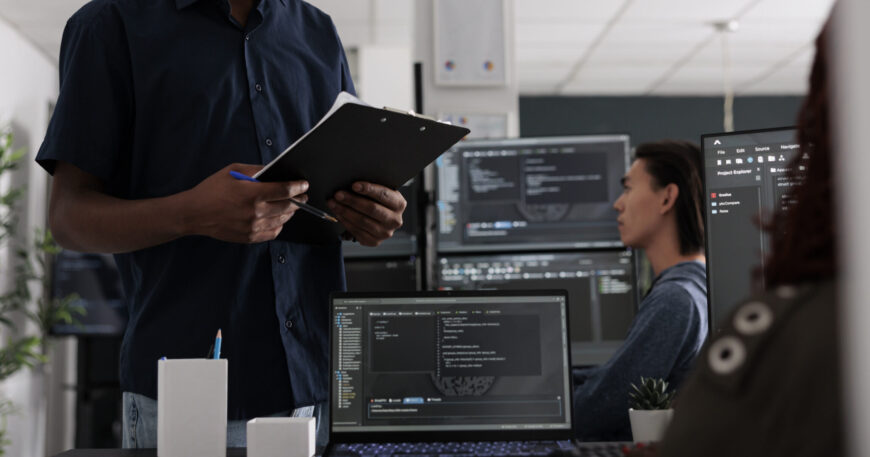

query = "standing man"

[{"left": 36, "top": 0, "right": 405, "bottom": 448}]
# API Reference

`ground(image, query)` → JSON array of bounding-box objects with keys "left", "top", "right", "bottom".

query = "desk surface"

[{"left": 55, "top": 450, "right": 248, "bottom": 457}]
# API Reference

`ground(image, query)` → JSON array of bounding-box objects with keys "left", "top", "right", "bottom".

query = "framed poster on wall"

[{"left": 433, "top": 0, "right": 508, "bottom": 87}]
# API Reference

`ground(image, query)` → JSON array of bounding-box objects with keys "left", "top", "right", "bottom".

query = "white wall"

[
  {"left": 834, "top": 2, "right": 870, "bottom": 456},
  {"left": 307, "top": 0, "right": 414, "bottom": 109},
  {"left": 307, "top": 0, "right": 413, "bottom": 48},
  {"left": 358, "top": 46, "right": 413, "bottom": 111},
  {"left": 0, "top": 15, "right": 74, "bottom": 457},
  {"left": 413, "top": 0, "right": 520, "bottom": 135}
]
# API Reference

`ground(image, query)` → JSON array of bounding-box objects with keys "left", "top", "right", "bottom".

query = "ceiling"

[
  {"left": 513, "top": 0, "right": 834, "bottom": 95},
  {"left": 0, "top": 0, "right": 835, "bottom": 96}
]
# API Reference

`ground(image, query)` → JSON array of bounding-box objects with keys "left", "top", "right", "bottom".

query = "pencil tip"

[
  {"left": 217, "top": 329, "right": 222, "bottom": 338},
  {"left": 327, "top": 216, "right": 338, "bottom": 223}
]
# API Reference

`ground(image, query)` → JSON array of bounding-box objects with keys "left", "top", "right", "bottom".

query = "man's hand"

[
  {"left": 327, "top": 182, "right": 406, "bottom": 247},
  {"left": 184, "top": 163, "right": 309, "bottom": 244},
  {"left": 48, "top": 161, "right": 309, "bottom": 253}
]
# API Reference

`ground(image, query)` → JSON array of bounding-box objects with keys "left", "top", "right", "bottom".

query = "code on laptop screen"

[{"left": 331, "top": 294, "right": 572, "bottom": 433}]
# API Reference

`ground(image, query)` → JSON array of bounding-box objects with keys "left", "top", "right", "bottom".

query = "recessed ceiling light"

[{"left": 711, "top": 20, "right": 740, "bottom": 33}]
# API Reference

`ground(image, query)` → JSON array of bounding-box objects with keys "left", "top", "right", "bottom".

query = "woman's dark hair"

[
  {"left": 763, "top": 21, "right": 836, "bottom": 286},
  {"left": 634, "top": 140, "right": 705, "bottom": 256}
]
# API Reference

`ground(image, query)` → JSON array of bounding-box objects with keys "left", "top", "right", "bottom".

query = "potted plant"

[
  {"left": 628, "top": 376, "right": 676, "bottom": 443},
  {"left": 0, "top": 127, "right": 83, "bottom": 455}
]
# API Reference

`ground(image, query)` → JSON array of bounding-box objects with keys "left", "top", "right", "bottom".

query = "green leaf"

[
  {"left": 0, "top": 337, "right": 44, "bottom": 381},
  {"left": 0, "top": 397, "right": 15, "bottom": 454},
  {"left": 628, "top": 376, "right": 675, "bottom": 410},
  {"left": 8, "top": 148, "right": 25, "bottom": 163}
]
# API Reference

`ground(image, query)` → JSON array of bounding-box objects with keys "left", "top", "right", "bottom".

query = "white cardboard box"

[
  {"left": 247, "top": 417, "right": 315, "bottom": 457},
  {"left": 157, "top": 359, "right": 227, "bottom": 457}
]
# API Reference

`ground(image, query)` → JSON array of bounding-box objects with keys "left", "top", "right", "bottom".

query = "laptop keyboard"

[{"left": 332, "top": 440, "right": 576, "bottom": 457}]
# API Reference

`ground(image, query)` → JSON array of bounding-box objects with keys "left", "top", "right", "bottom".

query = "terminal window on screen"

[
  {"left": 436, "top": 137, "right": 628, "bottom": 252},
  {"left": 332, "top": 300, "right": 569, "bottom": 429},
  {"left": 436, "top": 251, "right": 637, "bottom": 347}
]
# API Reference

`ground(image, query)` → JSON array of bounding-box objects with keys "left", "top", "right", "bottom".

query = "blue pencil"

[{"left": 213, "top": 329, "right": 222, "bottom": 360}]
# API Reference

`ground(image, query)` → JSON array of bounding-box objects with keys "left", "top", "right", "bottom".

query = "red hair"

[{"left": 763, "top": 21, "right": 836, "bottom": 285}]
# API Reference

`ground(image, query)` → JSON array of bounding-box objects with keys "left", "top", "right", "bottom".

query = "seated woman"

[
  {"left": 573, "top": 141, "right": 708, "bottom": 441},
  {"left": 655, "top": 16, "right": 842, "bottom": 457}
]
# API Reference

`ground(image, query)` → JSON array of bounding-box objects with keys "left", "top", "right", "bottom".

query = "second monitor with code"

[
  {"left": 436, "top": 250, "right": 638, "bottom": 366},
  {"left": 435, "top": 135, "right": 630, "bottom": 253}
]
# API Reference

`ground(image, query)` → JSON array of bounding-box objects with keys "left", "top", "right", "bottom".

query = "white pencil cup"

[
  {"left": 247, "top": 417, "right": 316, "bottom": 457},
  {"left": 157, "top": 358, "right": 228, "bottom": 457}
]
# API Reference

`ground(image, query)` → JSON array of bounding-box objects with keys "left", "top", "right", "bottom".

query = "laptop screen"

[{"left": 330, "top": 291, "right": 572, "bottom": 435}]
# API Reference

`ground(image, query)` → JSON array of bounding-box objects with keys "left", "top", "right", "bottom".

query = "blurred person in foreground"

[{"left": 650, "top": 14, "right": 842, "bottom": 457}]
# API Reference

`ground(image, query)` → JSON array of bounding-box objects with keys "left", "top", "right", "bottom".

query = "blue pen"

[
  {"left": 213, "top": 329, "right": 222, "bottom": 360},
  {"left": 229, "top": 170, "right": 338, "bottom": 223},
  {"left": 229, "top": 170, "right": 260, "bottom": 183}
]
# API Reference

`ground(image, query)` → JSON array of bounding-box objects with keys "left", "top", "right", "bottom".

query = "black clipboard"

[{"left": 254, "top": 93, "right": 470, "bottom": 245}]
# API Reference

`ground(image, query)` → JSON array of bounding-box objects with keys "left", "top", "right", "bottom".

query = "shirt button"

[
  {"left": 245, "top": 34, "right": 251, "bottom": 41},
  {"left": 265, "top": 138, "right": 273, "bottom": 147},
  {"left": 284, "top": 320, "right": 293, "bottom": 330},
  {"left": 707, "top": 336, "right": 746, "bottom": 375},
  {"left": 255, "top": 83, "right": 262, "bottom": 92},
  {"left": 278, "top": 254, "right": 286, "bottom": 264},
  {"left": 733, "top": 301, "right": 773, "bottom": 336}
]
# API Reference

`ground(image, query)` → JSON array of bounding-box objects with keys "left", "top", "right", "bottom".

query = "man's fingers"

[
  {"left": 225, "top": 163, "right": 309, "bottom": 202},
  {"left": 257, "top": 180, "right": 310, "bottom": 202},
  {"left": 255, "top": 212, "right": 294, "bottom": 233},
  {"left": 256, "top": 198, "right": 304, "bottom": 218},
  {"left": 333, "top": 191, "right": 396, "bottom": 224},
  {"left": 338, "top": 217, "right": 382, "bottom": 247},
  {"left": 330, "top": 200, "right": 395, "bottom": 240},
  {"left": 352, "top": 231, "right": 380, "bottom": 247},
  {"left": 241, "top": 211, "right": 295, "bottom": 243},
  {"left": 227, "top": 163, "right": 264, "bottom": 177},
  {"left": 348, "top": 182, "right": 406, "bottom": 212}
]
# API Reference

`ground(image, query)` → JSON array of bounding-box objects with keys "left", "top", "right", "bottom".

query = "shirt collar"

[{"left": 175, "top": 0, "right": 286, "bottom": 10}]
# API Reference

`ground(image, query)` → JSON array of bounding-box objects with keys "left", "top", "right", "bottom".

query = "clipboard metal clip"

[{"left": 383, "top": 106, "right": 437, "bottom": 122}]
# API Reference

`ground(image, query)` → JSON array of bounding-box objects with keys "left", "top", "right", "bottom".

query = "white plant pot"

[{"left": 628, "top": 408, "right": 674, "bottom": 443}]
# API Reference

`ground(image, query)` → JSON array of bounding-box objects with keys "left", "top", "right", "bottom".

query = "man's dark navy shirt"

[{"left": 36, "top": 0, "right": 354, "bottom": 419}]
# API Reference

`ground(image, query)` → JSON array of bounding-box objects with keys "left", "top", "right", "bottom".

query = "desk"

[{"left": 54, "top": 450, "right": 248, "bottom": 457}]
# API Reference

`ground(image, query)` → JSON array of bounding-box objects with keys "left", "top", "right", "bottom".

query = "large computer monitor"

[
  {"left": 702, "top": 127, "right": 804, "bottom": 331},
  {"left": 435, "top": 249, "right": 638, "bottom": 366},
  {"left": 435, "top": 135, "right": 630, "bottom": 253},
  {"left": 342, "top": 177, "right": 421, "bottom": 258},
  {"left": 51, "top": 250, "right": 126, "bottom": 336},
  {"left": 344, "top": 257, "right": 420, "bottom": 292}
]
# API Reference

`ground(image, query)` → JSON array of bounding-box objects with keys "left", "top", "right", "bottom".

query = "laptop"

[{"left": 326, "top": 290, "right": 576, "bottom": 457}]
